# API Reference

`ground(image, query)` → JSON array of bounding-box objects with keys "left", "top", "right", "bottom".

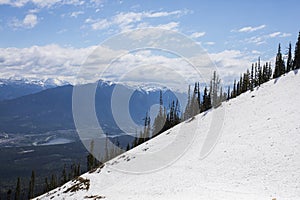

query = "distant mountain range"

[
  {"left": 0, "top": 78, "right": 69, "bottom": 101},
  {"left": 0, "top": 79, "right": 186, "bottom": 136}
]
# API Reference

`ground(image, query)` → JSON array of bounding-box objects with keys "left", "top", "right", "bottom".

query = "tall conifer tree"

[
  {"left": 286, "top": 42, "right": 293, "bottom": 72},
  {"left": 15, "top": 177, "right": 21, "bottom": 200},
  {"left": 273, "top": 44, "right": 285, "bottom": 78},
  {"left": 293, "top": 32, "right": 300, "bottom": 69}
]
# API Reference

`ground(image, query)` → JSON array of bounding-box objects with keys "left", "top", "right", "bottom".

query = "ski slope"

[{"left": 35, "top": 71, "right": 300, "bottom": 200}]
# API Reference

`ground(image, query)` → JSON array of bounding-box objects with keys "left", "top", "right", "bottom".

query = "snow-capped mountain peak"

[{"left": 0, "top": 77, "right": 69, "bottom": 87}]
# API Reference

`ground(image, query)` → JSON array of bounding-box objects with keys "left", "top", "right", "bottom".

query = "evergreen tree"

[
  {"left": 174, "top": 100, "right": 181, "bottom": 124},
  {"left": 163, "top": 99, "right": 181, "bottom": 130},
  {"left": 104, "top": 137, "right": 109, "bottom": 162},
  {"left": 185, "top": 82, "right": 200, "bottom": 117},
  {"left": 242, "top": 70, "right": 250, "bottom": 92},
  {"left": 273, "top": 43, "right": 285, "bottom": 78},
  {"left": 76, "top": 164, "right": 81, "bottom": 177},
  {"left": 250, "top": 64, "right": 254, "bottom": 91},
  {"left": 236, "top": 81, "right": 240, "bottom": 96},
  {"left": 14, "top": 177, "right": 20, "bottom": 200},
  {"left": 192, "top": 82, "right": 199, "bottom": 115},
  {"left": 219, "top": 87, "right": 224, "bottom": 103},
  {"left": 293, "top": 32, "right": 300, "bottom": 69},
  {"left": 262, "top": 62, "right": 272, "bottom": 83},
  {"left": 262, "top": 63, "right": 266, "bottom": 83},
  {"left": 169, "top": 102, "right": 174, "bottom": 126},
  {"left": 232, "top": 80, "right": 236, "bottom": 98},
  {"left": 146, "top": 115, "right": 151, "bottom": 140},
  {"left": 28, "top": 170, "right": 35, "bottom": 199},
  {"left": 184, "top": 85, "right": 191, "bottom": 120},
  {"left": 44, "top": 178, "right": 49, "bottom": 193},
  {"left": 227, "top": 86, "right": 230, "bottom": 100},
  {"left": 254, "top": 62, "right": 258, "bottom": 87},
  {"left": 153, "top": 90, "right": 166, "bottom": 136},
  {"left": 132, "top": 130, "right": 138, "bottom": 148},
  {"left": 200, "top": 87, "right": 207, "bottom": 112},
  {"left": 138, "top": 112, "right": 151, "bottom": 143},
  {"left": 286, "top": 42, "right": 293, "bottom": 72},
  {"left": 50, "top": 174, "right": 57, "bottom": 190},
  {"left": 7, "top": 189, "right": 12, "bottom": 200},
  {"left": 126, "top": 143, "right": 130, "bottom": 151},
  {"left": 197, "top": 82, "right": 201, "bottom": 108},
  {"left": 210, "top": 71, "right": 221, "bottom": 107},
  {"left": 268, "top": 62, "right": 273, "bottom": 80},
  {"left": 239, "top": 75, "right": 243, "bottom": 94},
  {"left": 201, "top": 86, "right": 211, "bottom": 112},
  {"left": 87, "top": 140, "right": 95, "bottom": 171},
  {"left": 137, "top": 130, "right": 144, "bottom": 147},
  {"left": 61, "top": 164, "right": 67, "bottom": 185},
  {"left": 257, "top": 57, "right": 262, "bottom": 85}
]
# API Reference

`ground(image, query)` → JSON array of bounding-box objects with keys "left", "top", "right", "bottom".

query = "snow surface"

[{"left": 35, "top": 71, "right": 300, "bottom": 200}]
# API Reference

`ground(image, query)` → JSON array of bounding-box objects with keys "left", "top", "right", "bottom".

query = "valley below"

[{"left": 0, "top": 140, "right": 88, "bottom": 199}]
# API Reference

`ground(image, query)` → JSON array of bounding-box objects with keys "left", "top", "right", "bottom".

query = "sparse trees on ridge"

[{"left": 183, "top": 71, "right": 222, "bottom": 120}]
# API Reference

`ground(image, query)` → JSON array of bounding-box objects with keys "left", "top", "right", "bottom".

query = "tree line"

[
  {"left": 184, "top": 31, "right": 300, "bottom": 117},
  {"left": 5, "top": 161, "right": 82, "bottom": 200},
  {"left": 121, "top": 31, "right": 300, "bottom": 152}
]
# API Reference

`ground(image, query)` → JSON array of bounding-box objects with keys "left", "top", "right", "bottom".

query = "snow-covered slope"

[{"left": 36, "top": 71, "right": 300, "bottom": 200}]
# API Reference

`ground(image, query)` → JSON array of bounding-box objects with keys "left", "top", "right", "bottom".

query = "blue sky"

[{"left": 0, "top": 0, "right": 299, "bottom": 88}]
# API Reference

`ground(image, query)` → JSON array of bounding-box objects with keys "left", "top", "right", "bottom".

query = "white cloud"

[
  {"left": 155, "top": 22, "right": 179, "bottom": 31},
  {"left": 245, "top": 31, "right": 292, "bottom": 45},
  {"left": 0, "top": 45, "right": 96, "bottom": 83},
  {"left": 57, "top": 28, "right": 67, "bottom": 34},
  {"left": 87, "top": 10, "right": 187, "bottom": 32},
  {"left": 0, "top": 43, "right": 215, "bottom": 91},
  {"left": 0, "top": 0, "right": 10, "bottom": 3},
  {"left": 268, "top": 32, "right": 281, "bottom": 38},
  {"left": 91, "top": 19, "right": 110, "bottom": 30},
  {"left": 268, "top": 32, "right": 291, "bottom": 38},
  {"left": 235, "top": 25, "right": 266, "bottom": 33},
  {"left": 209, "top": 50, "right": 258, "bottom": 85},
  {"left": 0, "top": 44, "right": 253, "bottom": 91},
  {"left": 28, "top": 8, "right": 40, "bottom": 13},
  {"left": 145, "top": 10, "right": 184, "bottom": 18},
  {"left": 251, "top": 50, "right": 261, "bottom": 54},
  {"left": 244, "top": 36, "right": 266, "bottom": 45},
  {"left": 1, "top": 0, "right": 58, "bottom": 7},
  {"left": 23, "top": 14, "right": 38, "bottom": 27},
  {"left": 0, "top": 0, "right": 85, "bottom": 8},
  {"left": 133, "top": 21, "right": 179, "bottom": 31},
  {"left": 205, "top": 42, "right": 215, "bottom": 46},
  {"left": 280, "top": 33, "right": 292, "bottom": 37},
  {"left": 70, "top": 11, "right": 84, "bottom": 18},
  {"left": 10, "top": 14, "right": 38, "bottom": 29},
  {"left": 190, "top": 32, "right": 206, "bottom": 39}
]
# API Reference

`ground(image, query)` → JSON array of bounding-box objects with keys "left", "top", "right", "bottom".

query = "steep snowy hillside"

[{"left": 36, "top": 71, "right": 300, "bottom": 200}]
